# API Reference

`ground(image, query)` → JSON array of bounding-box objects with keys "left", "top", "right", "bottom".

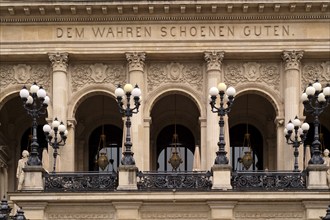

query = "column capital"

[
  {"left": 48, "top": 52, "right": 69, "bottom": 72},
  {"left": 126, "top": 52, "right": 146, "bottom": 72},
  {"left": 281, "top": 50, "right": 304, "bottom": 71},
  {"left": 204, "top": 51, "right": 224, "bottom": 71}
]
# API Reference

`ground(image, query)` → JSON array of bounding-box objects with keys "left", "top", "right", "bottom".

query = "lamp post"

[
  {"left": 115, "top": 84, "right": 141, "bottom": 165},
  {"left": 284, "top": 116, "right": 310, "bottom": 172},
  {"left": 0, "top": 197, "right": 26, "bottom": 220},
  {"left": 301, "top": 80, "right": 330, "bottom": 164},
  {"left": 19, "top": 82, "right": 50, "bottom": 166},
  {"left": 209, "top": 83, "right": 236, "bottom": 165},
  {"left": 43, "top": 118, "right": 68, "bottom": 172}
]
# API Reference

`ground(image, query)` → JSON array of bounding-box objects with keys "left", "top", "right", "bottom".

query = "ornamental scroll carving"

[
  {"left": 302, "top": 61, "right": 330, "bottom": 87},
  {"left": 48, "top": 213, "right": 114, "bottom": 219},
  {"left": 224, "top": 62, "right": 280, "bottom": 93},
  {"left": 70, "top": 63, "right": 126, "bottom": 92},
  {"left": 235, "top": 211, "right": 303, "bottom": 219},
  {"left": 141, "top": 212, "right": 208, "bottom": 219},
  {"left": 0, "top": 64, "right": 51, "bottom": 90},
  {"left": 147, "top": 62, "right": 203, "bottom": 92}
]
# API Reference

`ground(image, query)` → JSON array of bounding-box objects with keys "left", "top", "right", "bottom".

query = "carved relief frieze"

[
  {"left": 147, "top": 62, "right": 203, "bottom": 92},
  {"left": 302, "top": 61, "right": 330, "bottom": 87},
  {"left": 0, "top": 64, "right": 51, "bottom": 90},
  {"left": 70, "top": 63, "right": 126, "bottom": 92},
  {"left": 224, "top": 62, "right": 280, "bottom": 93},
  {"left": 235, "top": 211, "right": 304, "bottom": 219},
  {"left": 48, "top": 213, "right": 114, "bottom": 219},
  {"left": 141, "top": 212, "right": 208, "bottom": 219}
]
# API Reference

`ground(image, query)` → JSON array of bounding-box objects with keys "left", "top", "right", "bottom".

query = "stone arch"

[
  {"left": 143, "top": 84, "right": 205, "bottom": 120},
  {"left": 67, "top": 84, "right": 117, "bottom": 120}
]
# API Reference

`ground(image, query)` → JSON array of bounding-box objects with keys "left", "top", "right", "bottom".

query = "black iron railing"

[
  {"left": 137, "top": 171, "right": 212, "bottom": 191},
  {"left": 231, "top": 171, "right": 307, "bottom": 191},
  {"left": 44, "top": 172, "right": 118, "bottom": 192}
]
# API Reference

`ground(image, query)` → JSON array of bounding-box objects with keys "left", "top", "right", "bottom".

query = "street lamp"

[
  {"left": 284, "top": 116, "right": 310, "bottom": 172},
  {"left": 115, "top": 84, "right": 141, "bottom": 165},
  {"left": 209, "top": 82, "right": 236, "bottom": 165},
  {"left": 301, "top": 80, "right": 330, "bottom": 164},
  {"left": 19, "top": 82, "right": 50, "bottom": 166},
  {"left": 43, "top": 118, "right": 68, "bottom": 172},
  {"left": 0, "top": 197, "right": 26, "bottom": 220}
]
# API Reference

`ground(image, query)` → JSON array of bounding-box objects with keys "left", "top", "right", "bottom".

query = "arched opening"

[
  {"left": 150, "top": 92, "right": 200, "bottom": 171},
  {"left": 230, "top": 124, "right": 263, "bottom": 171},
  {"left": 88, "top": 124, "right": 122, "bottom": 172},
  {"left": 156, "top": 124, "right": 195, "bottom": 171},
  {"left": 229, "top": 92, "right": 277, "bottom": 171}
]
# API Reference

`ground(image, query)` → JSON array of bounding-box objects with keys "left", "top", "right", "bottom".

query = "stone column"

[
  {"left": 48, "top": 52, "right": 74, "bottom": 171},
  {"left": 275, "top": 117, "right": 285, "bottom": 170},
  {"left": 126, "top": 52, "right": 146, "bottom": 171},
  {"left": 281, "top": 50, "right": 304, "bottom": 171},
  {"left": 199, "top": 117, "right": 207, "bottom": 170},
  {"left": 143, "top": 117, "right": 152, "bottom": 171},
  {"left": 204, "top": 51, "right": 224, "bottom": 169},
  {"left": 0, "top": 161, "right": 8, "bottom": 199}
]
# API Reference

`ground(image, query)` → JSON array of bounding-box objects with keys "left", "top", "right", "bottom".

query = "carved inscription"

[
  {"left": 55, "top": 24, "right": 293, "bottom": 40},
  {"left": 147, "top": 62, "right": 203, "bottom": 92},
  {"left": 70, "top": 63, "right": 126, "bottom": 92}
]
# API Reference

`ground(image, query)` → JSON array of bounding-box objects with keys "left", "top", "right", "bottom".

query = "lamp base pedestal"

[
  {"left": 21, "top": 166, "right": 46, "bottom": 191},
  {"left": 306, "top": 164, "right": 329, "bottom": 189},
  {"left": 211, "top": 164, "right": 232, "bottom": 190},
  {"left": 117, "top": 165, "right": 138, "bottom": 190}
]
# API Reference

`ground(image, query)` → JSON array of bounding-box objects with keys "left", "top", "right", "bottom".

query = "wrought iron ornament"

[
  {"left": 137, "top": 171, "right": 212, "bottom": 191},
  {"left": 44, "top": 172, "right": 118, "bottom": 192},
  {"left": 231, "top": 171, "right": 306, "bottom": 191}
]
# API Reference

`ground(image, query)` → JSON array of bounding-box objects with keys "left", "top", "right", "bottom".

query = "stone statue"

[
  {"left": 16, "top": 150, "right": 29, "bottom": 190},
  {"left": 323, "top": 149, "right": 330, "bottom": 188}
]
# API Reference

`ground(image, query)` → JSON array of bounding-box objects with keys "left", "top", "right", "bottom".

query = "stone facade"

[{"left": 0, "top": 0, "right": 330, "bottom": 219}]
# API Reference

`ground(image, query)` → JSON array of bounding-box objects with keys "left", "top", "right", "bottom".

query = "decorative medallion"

[
  {"left": 243, "top": 62, "right": 261, "bottom": 82},
  {"left": 168, "top": 62, "right": 183, "bottom": 80},
  {"left": 90, "top": 63, "right": 107, "bottom": 82},
  {"left": 13, "top": 64, "right": 31, "bottom": 83}
]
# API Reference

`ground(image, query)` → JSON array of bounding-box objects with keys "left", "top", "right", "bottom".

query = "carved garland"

[
  {"left": 0, "top": 64, "right": 51, "bottom": 90},
  {"left": 70, "top": 63, "right": 126, "bottom": 92},
  {"left": 302, "top": 61, "right": 330, "bottom": 87},
  {"left": 224, "top": 62, "right": 280, "bottom": 93},
  {"left": 147, "top": 62, "right": 203, "bottom": 92}
]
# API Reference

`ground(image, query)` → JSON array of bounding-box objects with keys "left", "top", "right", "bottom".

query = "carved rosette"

[
  {"left": 281, "top": 50, "right": 304, "bottom": 71},
  {"left": 204, "top": 51, "right": 224, "bottom": 71},
  {"left": 225, "top": 62, "right": 280, "bottom": 93},
  {"left": 147, "top": 62, "right": 203, "bottom": 92},
  {"left": 70, "top": 63, "right": 126, "bottom": 92},
  {"left": 0, "top": 64, "right": 51, "bottom": 90},
  {"left": 48, "top": 52, "right": 69, "bottom": 72},
  {"left": 126, "top": 52, "right": 146, "bottom": 72},
  {"left": 302, "top": 61, "right": 330, "bottom": 87}
]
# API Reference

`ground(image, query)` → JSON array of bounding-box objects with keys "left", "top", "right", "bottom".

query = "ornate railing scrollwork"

[
  {"left": 44, "top": 172, "right": 118, "bottom": 192},
  {"left": 231, "top": 171, "right": 306, "bottom": 191},
  {"left": 137, "top": 171, "right": 212, "bottom": 191}
]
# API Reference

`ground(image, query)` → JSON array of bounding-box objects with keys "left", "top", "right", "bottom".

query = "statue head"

[
  {"left": 22, "top": 150, "right": 29, "bottom": 158},
  {"left": 324, "top": 149, "right": 330, "bottom": 157}
]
